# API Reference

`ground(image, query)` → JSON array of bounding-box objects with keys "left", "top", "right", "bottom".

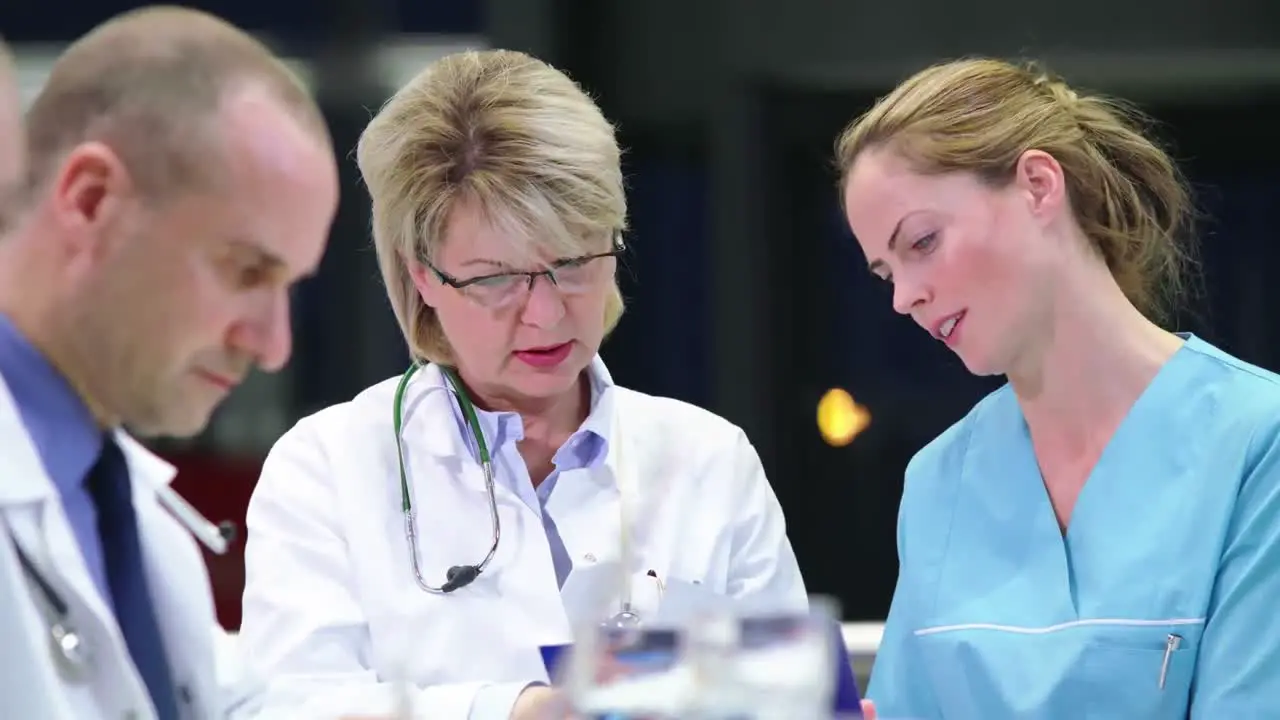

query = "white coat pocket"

[{"left": 649, "top": 577, "right": 732, "bottom": 627}]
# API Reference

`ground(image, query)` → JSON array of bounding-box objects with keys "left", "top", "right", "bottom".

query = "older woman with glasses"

[{"left": 234, "top": 49, "right": 808, "bottom": 720}]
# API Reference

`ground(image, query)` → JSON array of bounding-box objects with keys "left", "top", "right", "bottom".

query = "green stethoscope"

[
  {"left": 391, "top": 362, "right": 646, "bottom": 627},
  {"left": 393, "top": 363, "right": 499, "bottom": 594}
]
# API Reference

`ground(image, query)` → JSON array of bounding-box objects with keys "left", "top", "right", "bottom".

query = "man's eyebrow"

[{"left": 228, "top": 239, "right": 287, "bottom": 269}]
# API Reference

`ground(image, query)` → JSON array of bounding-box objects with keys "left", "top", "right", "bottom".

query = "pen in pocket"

[{"left": 1158, "top": 633, "right": 1182, "bottom": 689}]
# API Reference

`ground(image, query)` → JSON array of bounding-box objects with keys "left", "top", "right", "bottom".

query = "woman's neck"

[
  {"left": 1008, "top": 270, "right": 1183, "bottom": 459},
  {"left": 456, "top": 368, "right": 591, "bottom": 485},
  {"left": 460, "top": 371, "right": 589, "bottom": 433}
]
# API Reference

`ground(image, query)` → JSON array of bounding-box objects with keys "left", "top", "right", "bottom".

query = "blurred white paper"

[
  {"left": 648, "top": 579, "right": 736, "bottom": 627},
  {"left": 561, "top": 566, "right": 750, "bottom": 631},
  {"left": 560, "top": 560, "right": 624, "bottom": 628}
]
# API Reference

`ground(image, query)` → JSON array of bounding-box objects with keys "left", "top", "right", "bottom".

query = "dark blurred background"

[{"left": 5, "top": 0, "right": 1280, "bottom": 634}]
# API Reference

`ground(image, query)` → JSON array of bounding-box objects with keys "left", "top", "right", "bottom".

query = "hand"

[
  {"left": 510, "top": 684, "right": 572, "bottom": 720},
  {"left": 861, "top": 699, "right": 877, "bottom": 719}
]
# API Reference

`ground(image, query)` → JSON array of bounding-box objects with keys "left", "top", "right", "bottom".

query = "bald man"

[{"left": 0, "top": 8, "right": 337, "bottom": 719}]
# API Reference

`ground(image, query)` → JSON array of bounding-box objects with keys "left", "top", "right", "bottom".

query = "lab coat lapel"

[
  {"left": 122, "top": 433, "right": 220, "bottom": 718},
  {"left": 0, "top": 371, "right": 55, "bottom": 506},
  {"left": 0, "top": 375, "right": 153, "bottom": 717},
  {"left": 0, "top": 374, "right": 120, "bottom": 648},
  {"left": 548, "top": 380, "right": 670, "bottom": 624},
  {"left": 405, "top": 363, "right": 493, "bottom": 495}
]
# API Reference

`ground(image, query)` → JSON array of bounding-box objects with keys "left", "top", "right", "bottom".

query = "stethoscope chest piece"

[
  {"left": 602, "top": 607, "right": 642, "bottom": 631},
  {"left": 49, "top": 619, "right": 89, "bottom": 681},
  {"left": 8, "top": 529, "right": 92, "bottom": 682},
  {"left": 600, "top": 607, "right": 645, "bottom": 650}
]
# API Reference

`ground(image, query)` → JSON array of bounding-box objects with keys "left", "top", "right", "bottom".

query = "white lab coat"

[
  {"left": 238, "top": 359, "right": 807, "bottom": 719},
  {"left": 0, "top": 372, "right": 229, "bottom": 719}
]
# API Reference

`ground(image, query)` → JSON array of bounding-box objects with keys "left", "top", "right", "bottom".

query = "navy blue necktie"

[{"left": 87, "top": 438, "right": 180, "bottom": 719}]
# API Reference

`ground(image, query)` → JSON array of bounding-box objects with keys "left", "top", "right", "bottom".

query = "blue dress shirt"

[{"left": 0, "top": 312, "right": 109, "bottom": 601}]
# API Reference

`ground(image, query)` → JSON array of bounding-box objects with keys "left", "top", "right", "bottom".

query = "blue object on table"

[
  {"left": 538, "top": 619, "right": 862, "bottom": 717},
  {"left": 539, "top": 643, "right": 570, "bottom": 679},
  {"left": 830, "top": 619, "right": 864, "bottom": 715}
]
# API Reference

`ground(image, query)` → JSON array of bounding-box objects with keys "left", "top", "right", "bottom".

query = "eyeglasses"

[{"left": 425, "top": 242, "right": 624, "bottom": 310}]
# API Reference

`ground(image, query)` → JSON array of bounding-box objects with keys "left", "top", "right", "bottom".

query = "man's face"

[{"left": 56, "top": 85, "right": 339, "bottom": 436}]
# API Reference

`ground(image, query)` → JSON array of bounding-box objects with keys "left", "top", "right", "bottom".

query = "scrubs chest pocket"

[{"left": 1079, "top": 622, "right": 1203, "bottom": 718}]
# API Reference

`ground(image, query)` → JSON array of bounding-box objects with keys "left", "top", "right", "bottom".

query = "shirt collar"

[
  {"left": 447, "top": 355, "right": 614, "bottom": 472},
  {"left": 0, "top": 313, "right": 103, "bottom": 495}
]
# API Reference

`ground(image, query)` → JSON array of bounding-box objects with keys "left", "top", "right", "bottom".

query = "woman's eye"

[{"left": 912, "top": 232, "right": 937, "bottom": 252}]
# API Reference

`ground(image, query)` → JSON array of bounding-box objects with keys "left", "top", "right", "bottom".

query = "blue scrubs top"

[{"left": 868, "top": 335, "right": 1280, "bottom": 718}]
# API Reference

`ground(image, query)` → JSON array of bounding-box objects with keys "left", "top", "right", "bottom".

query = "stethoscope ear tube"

[{"left": 398, "top": 363, "right": 502, "bottom": 595}]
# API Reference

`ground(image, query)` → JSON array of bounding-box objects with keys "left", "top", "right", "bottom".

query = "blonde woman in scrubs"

[{"left": 841, "top": 57, "right": 1280, "bottom": 719}]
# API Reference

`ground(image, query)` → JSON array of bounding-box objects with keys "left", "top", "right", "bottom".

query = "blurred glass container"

[
  {"left": 563, "top": 622, "right": 689, "bottom": 719},
  {"left": 734, "top": 595, "right": 841, "bottom": 720},
  {"left": 561, "top": 596, "right": 843, "bottom": 719}
]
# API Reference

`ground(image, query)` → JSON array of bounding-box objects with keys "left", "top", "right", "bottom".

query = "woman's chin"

[{"left": 956, "top": 347, "right": 1005, "bottom": 378}]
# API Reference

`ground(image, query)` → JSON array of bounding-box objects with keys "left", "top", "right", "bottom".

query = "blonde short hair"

[
  {"left": 835, "top": 58, "right": 1193, "bottom": 323},
  {"left": 356, "top": 49, "right": 627, "bottom": 365}
]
